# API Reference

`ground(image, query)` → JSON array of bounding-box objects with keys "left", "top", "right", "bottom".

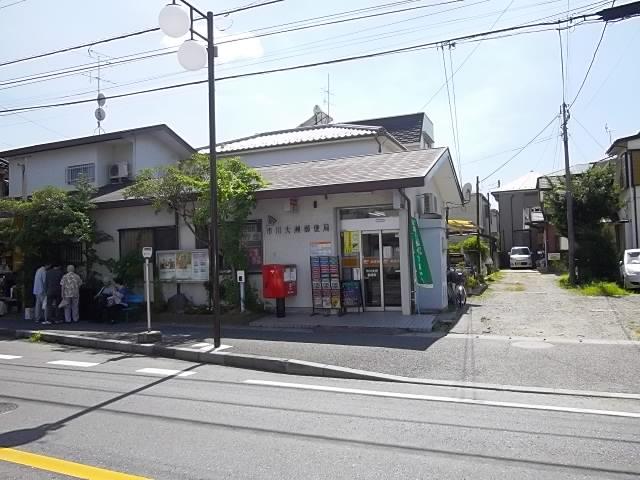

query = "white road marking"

[
  {"left": 0, "top": 354, "right": 22, "bottom": 360},
  {"left": 136, "top": 368, "right": 195, "bottom": 377},
  {"left": 47, "top": 360, "right": 99, "bottom": 367},
  {"left": 244, "top": 380, "right": 640, "bottom": 419}
]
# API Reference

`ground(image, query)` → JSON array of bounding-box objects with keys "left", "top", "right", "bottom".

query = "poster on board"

[
  {"left": 157, "top": 252, "right": 176, "bottom": 281},
  {"left": 175, "top": 251, "right": 192, "bottom": 280},
  {"left": 310, "top": 241, "right": 332, "bottom": 256},
  {"left": 157, "top": 249, "right": 209, "bottom": 282},
  {"left": 191, "top": 250, "right": 209, "bottom": 281}
]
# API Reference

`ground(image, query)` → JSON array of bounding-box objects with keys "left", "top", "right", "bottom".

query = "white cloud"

[{"left": 161, "top": 24, "right": 264, "bottom": 63}]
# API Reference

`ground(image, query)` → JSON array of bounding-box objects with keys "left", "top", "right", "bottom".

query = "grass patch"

[
  {"left": 505, "top": 282, "right": 525, "bottom": 292},
  {"left": 29, "top": 331, "right": 42, "bottom": 343},
  {"left": 558, "top": 274, "right": 629, "bottom": 297},
  {"left": 487, "top": 271, "right": 505, "bottom": 283}
]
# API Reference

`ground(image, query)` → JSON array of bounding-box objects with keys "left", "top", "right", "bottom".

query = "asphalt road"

[
  {"left": 221, "top": 328, "right": 640, "bottom": 394},
  {"left": 2, "top": 340, "right": 640, "bottom": 479}
]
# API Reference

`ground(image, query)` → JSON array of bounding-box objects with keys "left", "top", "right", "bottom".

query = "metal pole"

[
  {"left": 476, "top": 176, "right": 481, "bottom": 275},
  {"left": 207, "top": 11, "right": 221, "bottom": 348},
  {"left": 145, "top": 259, "right": 151, "bottom": 332},
  {"left": 561, "top": 103, "right": 577, "bottom": 284}
]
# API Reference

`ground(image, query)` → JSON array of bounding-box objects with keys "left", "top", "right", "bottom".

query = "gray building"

[{"left": 492, "top": 171, "right": 544, "bottom": 264}]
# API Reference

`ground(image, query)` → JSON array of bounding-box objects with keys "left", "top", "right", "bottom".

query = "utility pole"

[
  {"left": 561, "top": 103, "right": 577, "bottom": 284},
  {"left": 476, "top": 176, "right": 481, "bottom": 275}
]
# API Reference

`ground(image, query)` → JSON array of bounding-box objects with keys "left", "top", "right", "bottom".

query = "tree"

[
  {"left": 0, "top": 179, "right": 99, "bottom": 263},
  {"left": 124, "top": 153, "right": 266, "bottom": 271},
  {"left": 543, "top": 163, "right": 623, "bottom": 282},
  {"left": 0, "top": 179, "right": 104, "bottom": 305}
]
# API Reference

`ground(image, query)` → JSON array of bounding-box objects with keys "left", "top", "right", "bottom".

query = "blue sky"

[{"left": 0, "top": 0, "right": 638, "bottom": 198}]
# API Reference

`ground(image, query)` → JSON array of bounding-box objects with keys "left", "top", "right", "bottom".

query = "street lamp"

[{"left": 159, "top": 1, "right": 221, "bottom": 348}]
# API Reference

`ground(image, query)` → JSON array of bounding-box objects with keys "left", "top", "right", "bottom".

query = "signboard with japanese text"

[{"left": 156, "top": 249, "right": 209, "bottom": 282}]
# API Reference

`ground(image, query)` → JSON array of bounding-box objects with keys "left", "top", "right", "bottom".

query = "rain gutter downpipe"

[{"left": 399, "top": 188, "right": 415, "bottom": 314}]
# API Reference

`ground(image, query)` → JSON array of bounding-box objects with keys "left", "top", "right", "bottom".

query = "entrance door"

[
  {"left": 360, "top": 230, "right": 401, "bottom": 310},
  {"left": 361, "top": 232, "right": 382, "bottom": 309},
  {"left": 381, "top": 232, "right": 401, "bottom": 308}
]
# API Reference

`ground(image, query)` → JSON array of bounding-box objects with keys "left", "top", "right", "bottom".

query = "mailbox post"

[{"left": 262, "top": 264, "right": 297, "bottom": 318}]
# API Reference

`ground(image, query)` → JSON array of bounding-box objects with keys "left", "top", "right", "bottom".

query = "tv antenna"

[
  {"left": 87, "top": 47, "right": 112, "bottom": 134},
  {"left": 321, "top": 73, "right": 335, "bottom": 118}
]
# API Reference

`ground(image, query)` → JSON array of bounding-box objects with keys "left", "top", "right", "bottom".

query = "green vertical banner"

[{"left": 410, "top": 217, "right": 433, "bottom": 288}]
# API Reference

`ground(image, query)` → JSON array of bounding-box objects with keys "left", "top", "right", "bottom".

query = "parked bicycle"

[{"left": 447, "top": 267, "right": 467, "bottom": 309}]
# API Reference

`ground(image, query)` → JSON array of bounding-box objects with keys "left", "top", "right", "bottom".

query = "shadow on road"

[{"left": 0, "top": 363, "right": 202, "bottom": 448}]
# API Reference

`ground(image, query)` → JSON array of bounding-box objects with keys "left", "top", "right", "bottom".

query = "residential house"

[
  {"left": 2, "top": 111, "right": 462, "bottom": 316},
  {"left": 491, "top": 171, "right": 544, "bottom": 266},
  {"left": 607, "top": 131, "right": 640, "bottom": 251},
  {"left": 536, "top": 163, "right": 598, "bottom": 260}
]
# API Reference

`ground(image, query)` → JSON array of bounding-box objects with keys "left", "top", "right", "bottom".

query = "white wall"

[
  {"left": 9, "top": 146, "right": 98, "bottom": 197},
  {"left": 251, "top": 191, "right": 393, "bottom": 309},
  {"left": 223, "top": 137, "right": 401, "bottom": 168},
  {"left": 132, "top": 133, "right": 185, "bottom": 174}
]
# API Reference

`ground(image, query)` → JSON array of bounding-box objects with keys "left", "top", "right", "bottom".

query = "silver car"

[
  {"left": 510, "top": 246, "right": 532, "bottom": 269},
  {"left": 620, "top": 249, "right": 640, "bottom": 290}
]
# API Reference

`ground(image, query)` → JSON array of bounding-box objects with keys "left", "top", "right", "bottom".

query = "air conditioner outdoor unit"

[
  {"left": 109, "top": 162, "right": 129, "bottom": 180},
  {"left": 417, "top": 193, "right": 438, "bottom": 215}
]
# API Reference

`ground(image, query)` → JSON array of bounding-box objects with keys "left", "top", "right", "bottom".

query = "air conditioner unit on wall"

[
  {"left": 109, "top": 162, "right": 129, "bottom": 180},
  {"left": 417, "top": 193, "right": 438, "bottom": 216}
]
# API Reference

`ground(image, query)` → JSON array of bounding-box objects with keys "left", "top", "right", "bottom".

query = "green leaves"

[
  {"left": 124, "top": 153, "right": 266, "bottom": 272},
  {"left": 0, "top": 179, "right": 98, "bottom": 260}
]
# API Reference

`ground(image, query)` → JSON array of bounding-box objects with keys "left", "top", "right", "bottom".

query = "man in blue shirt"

[{"left": 32, "top": 263, "right": 50, "bottom": 324}]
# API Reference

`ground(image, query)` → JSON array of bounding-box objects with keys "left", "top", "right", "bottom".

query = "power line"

[
  {"left": 0, "top": 0, "right": 25, "bottom": 10},
  {"left": 419, "top": 0, "right": 513, "bottom": 109},
  {"left": 0, "top": 13, "right": 611, "bottom": 116},
  {"left": 481, "top": 114, "right": 559, "bottom": 182},
  {"left": 0, "top": 1, "right": 282, "bottom": 68},
  {"left": 441, "top": 46, "right": 459, "bottom": 176},
  {"left": 215, "top": 0, "right": 466, "bottom": 45},
  {"left": 558, "top": 29, "right": 567, "bottom": 102},
  {"left": 462, "top": 135, "right": 554, "bottom": 165},
  {"left": 448, "top": 45, "right": 463, "bottom": 176},
  {"left": 568, "top": 20, "right": 608, "bottom": 106},
  {"left": 572, "top": 114, "right": 605, "bottom": 149}
]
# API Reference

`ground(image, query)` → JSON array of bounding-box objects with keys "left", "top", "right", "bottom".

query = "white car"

[
  {"left": 620, "top": 249, "right": 640, "bottom": 290},
  {"left": 510, "top": 246, "right": 532, "bottom": 269}
]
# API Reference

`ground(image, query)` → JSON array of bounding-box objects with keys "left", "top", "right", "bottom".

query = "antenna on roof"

[
  {"left": 88, "top": 47, "right": 108, "bottom": 135},
  {"left": 605, "top": 123, "right": 613, "bottom": 145},
  {"left": 322, "top": 73, "right": 335, "bottom": 120}
]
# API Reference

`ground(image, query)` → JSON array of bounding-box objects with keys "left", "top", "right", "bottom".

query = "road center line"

[
  {"left": 244, "top": 380, "right": 640, "bottom": 419},
  {"left": 0, "top": 354, "right": 22, "bottom": 360},
  {"left": 0, "top": 447, "right": 151, "bottom": 479},
  {"left": 47, "top": 360, "right": 100, "bottom": 367},
  {"left": 136, "top": 368, "right": 195, "bottom": 377}
]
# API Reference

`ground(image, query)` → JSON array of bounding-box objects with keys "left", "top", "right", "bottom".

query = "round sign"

[{"left": 95, "top": 107, "right": 106, "bottom": 121}]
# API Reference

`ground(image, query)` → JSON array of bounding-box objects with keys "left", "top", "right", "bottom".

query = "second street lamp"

[{"left": 159, "top": 1, "right": 221, "bottom": 348}]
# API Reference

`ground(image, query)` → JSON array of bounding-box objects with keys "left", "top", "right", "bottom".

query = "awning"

[{"left": 447, "top": 219, "right": 476, "bottom": 234}]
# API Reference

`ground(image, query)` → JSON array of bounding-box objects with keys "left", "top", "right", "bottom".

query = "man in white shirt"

[{"left": 32, "top": 263, "right": 50, "bottom": 324}]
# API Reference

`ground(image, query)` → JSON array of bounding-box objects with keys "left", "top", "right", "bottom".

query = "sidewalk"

[{"left": 2, "top": 314, "right": 639, "bottom": 393}]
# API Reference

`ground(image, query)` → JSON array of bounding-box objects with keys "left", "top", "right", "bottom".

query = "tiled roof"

[
  {"left": 256, "top": 148, "right": 447, "bottom": 197},
  {"left": 347, "top": 113, "right": 426, "bottom": 145},
  {"left": 93, "top": 148, "right": 449, "bottom": 205},
  {"left": 493, "top": 171, "right": 542, "bottom": 194},
  {"left": 216, "top": 124, "right": 387, "bottom": 153},
  {"left": 0, "top": 124, "right": 195, "bottom": 158}
]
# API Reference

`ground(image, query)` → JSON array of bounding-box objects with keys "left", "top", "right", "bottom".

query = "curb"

[
  {"left": 2, "top": 327, "right": 638, "bottom": 400},
  {"left": 0, "top": 328, "right": 386, "bottom": 382}
]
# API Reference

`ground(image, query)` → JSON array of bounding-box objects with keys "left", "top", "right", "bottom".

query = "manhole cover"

[
  {"left": 0, "top": 402, "right": 18, "bottom": 414},
  {"left": 511, "top": 341, "right": 554, "bottom": 349}
]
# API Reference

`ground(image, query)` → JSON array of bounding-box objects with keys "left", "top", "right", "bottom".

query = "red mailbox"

[
  {"left": 262, "top": 264, "right": 297, "bottom": 318},
  {"left": 262, "top": 264, "right": 297, "bottom": 298}
]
